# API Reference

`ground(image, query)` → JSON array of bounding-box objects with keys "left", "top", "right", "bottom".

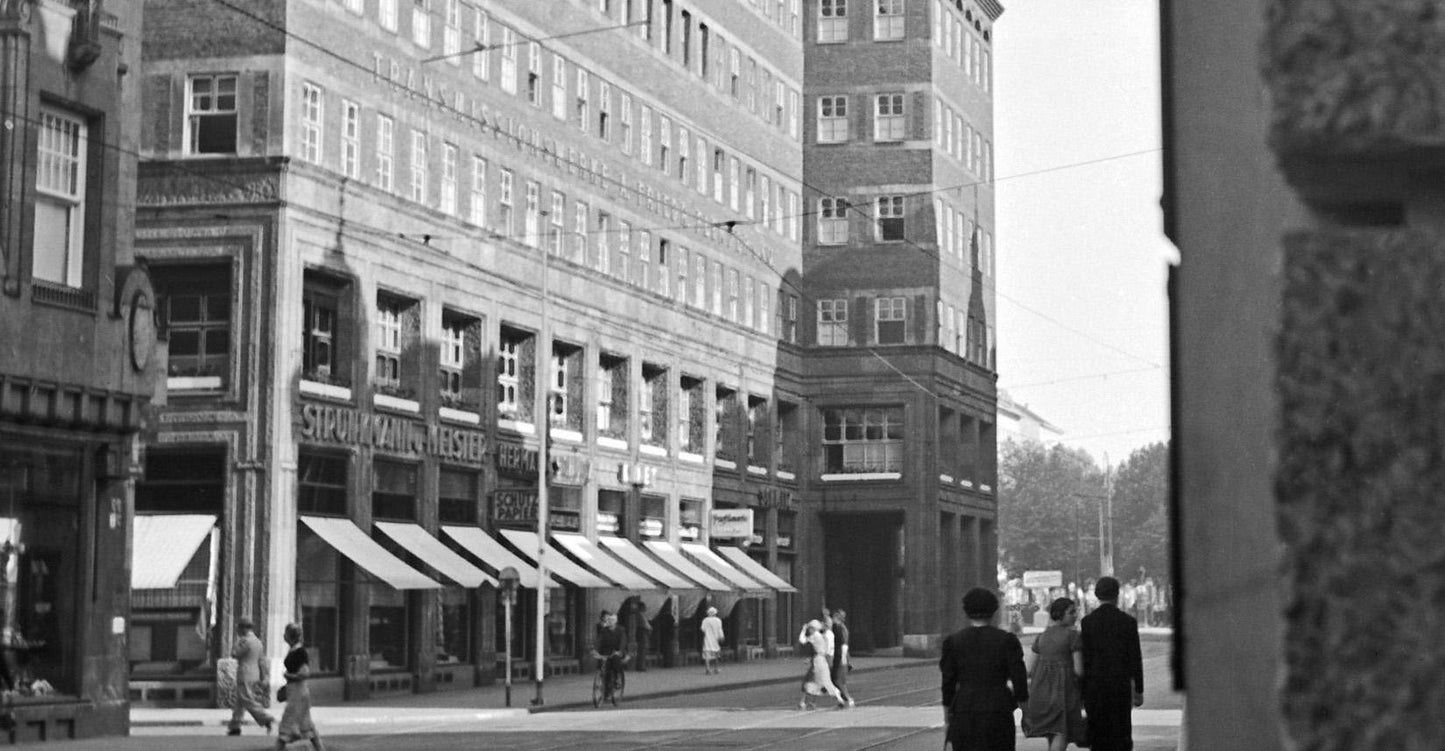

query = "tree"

[
  {"left": 1108, "top": 441, "right": 1170, "bottom": 586},
  {"left": 997, "top": 440, "right": 1107, "bottom": 584}
]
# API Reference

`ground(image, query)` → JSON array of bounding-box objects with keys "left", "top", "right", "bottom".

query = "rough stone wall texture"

[
  {"left": 1277, "top": 229, "right": 1445, "bottom": 749},
  {"left": 1265, "top": 0, "right": 1445, "bottom": 154}
]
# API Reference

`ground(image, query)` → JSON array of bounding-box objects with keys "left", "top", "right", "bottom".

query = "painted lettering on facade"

[
  {"left": 490, "top": 490, "right": 581, "bottom": 532},
  {"left": 298, "top": 402, "right": 486, "bottom": 465}
]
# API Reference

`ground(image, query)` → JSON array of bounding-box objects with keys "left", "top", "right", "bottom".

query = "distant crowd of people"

[{"left": 1004, "top": 575, "right": 1171, "bottom": 630}]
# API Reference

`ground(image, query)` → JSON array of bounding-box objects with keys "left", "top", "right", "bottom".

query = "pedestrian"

[
  {"left": 628, "top": 600, "right": 653, "bottom": 671},
  {"left": 274, "top": 622, "right": 325, "bottom": 751},
  {"left": 227, "top": 618, "right": 274, "bottom": 736},
  {"left": 1022, "top": 598, "right": 1086, "bottom": 751},
  {"left": 828, "top": 608, "right": 856, "bottom": 707},
  {"left": 699, "top": 606, "right": 725, "bottom": 674},
  {"left": 797, "top": 619, "right": 845, "bottom": 709},
  {"left": 1079, "top": 576, "right": 1144, "bottom": 751},
  {"left": 939, "top": 587, "right": 1028, "bottom": 750},
  {"left": 590, "top": 611, "right": 628, "bottom": 701}
]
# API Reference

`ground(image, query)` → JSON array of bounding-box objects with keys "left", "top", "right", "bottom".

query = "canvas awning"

[
  {"left": 375, "top": 522, "right": 496, "bottom": 588},
  {"left": 498, "top": 529, "right": 613, "bottom": 588},
  {"left": 717, "top": 546, "right": 798, "bottom": 593},
  {"left": 552, "top": 533, "right": 657, "bottom": 590},
  {"left": 598, "top": 536, "right": 698, "bottom": 590},
  {"left": 132, "top": 514, "right": 216, "bottom": 590},
  {"left": 681, "top": 542, "right": 771, "bottom": 596},
  {"left": 643, "top": 540, "right": 732, "bottom": 592},
  {"left": 299, "top": 516, "right": 439, "bottom": 589},
  {"left": 440, "top": 526, "right": 556, "bottom": 588}
]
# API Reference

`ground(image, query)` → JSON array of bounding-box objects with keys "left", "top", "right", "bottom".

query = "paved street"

[{"left": 33, "top": 635, "right": 1179, "bottom": 750}]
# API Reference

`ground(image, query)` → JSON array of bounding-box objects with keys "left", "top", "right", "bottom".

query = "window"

[
  {"left": 693, "top": 253, "right": 707, "bottom": 309},
  {"left": 874, "top": 93, "right": 905, "bottom": 141},
  {"left": 818, "top": 0, "right": 847, "bottom": 42},
  {"left": 729, "top": 157, "right": 740, "bottom": 211},
  {"left": 550, "top": 346, "right": 576, "bottom": 428},
  {"left": 303, "top": 275, "right": 345, "bottom": 384},
  {"left": 746, "top": 57, "right": 757, "bottom": 111},
  {"left": 696, "top": 136, "right": 708, "bottom": 194},
  {"left": 640, "top": 364, "right": 667, "bottom": 446},
  {"left": 775, "top": 79, "right": 787, "bottom": 128},
  {"left": 620, "top": 93, "right": 634, "bottom": 155},
  {"left": 712, "top": 147, "right": 725, "bottom": 203},
  {"left": 440, "top": 143, "right": 458, "bottom": 214},
  {"left": 658, "top": 116, "right": 671, "bottom": 173},
  {"left": 497, "top": 329, "right": 527, "bottom": 420},
  {"left": 411, "top": 0, "right": 432, "bottom": 47},
  {"left": 298, "top": 451, "right": 347, "bottom": 515},
  {"left": 524, "top": 181, "right": 541, "bottom": 247},
  {"left": 443, "top": 0, "right": 461, "bottom": 60},
  {"left": 817, "top": 96, "right": 848, "bottom": 143},
  {"left": 469, "top": 156, "right": 487, "bottom": 225},
  {"left": 32, "top": 108, "right": 87, "bottom": 287},
  {"left": 551, "top": 54, "right": 568, "bottom": 120},
  {"left": 699, "top": 23, "right": 710, "bottom": 77},
  {"left": 500, "top": 27, "right": 517, "bottom": 94},
  {"left": 875, "top": 0, "right": 905, "bottom": 40},
  {"left": 729, "top": 48, "right": 741, "bottom": 98},
  {"left": 575, "top": 68, "right": 590, "bottom": 129},
  {"left": 379, "top": 0, "right": 398, "bottom": 30},
  {"left": 498, "top": 168, "right": 514, "bottom": 234},
  {"left": 640, "top": 106, "right": 653, "bottom": 166},
  {"left": 299, "top": 83, "right": 324, "bottom": 164},
  {"left": 677, "top": 377, "right": 700, "bottom": 452},
  {"left": 677, "top": 126, "right": 690, "bottom": 183},
  {"left": 822, "top": 407, "right": 904, "bottom": 473},
  {"left": 473, "top": 8, "right": 490, "bottom": 79},
  {"left": 572, "top": 200, "right": 589, "bottom": 262},
  {"left": 548, "top": 191, "right": 566, "bottom": 254},
  {"left": 438, "top": 467, "right": 479, "bottom": 524},
  {"left": 876, "top": 296, "right": 906, "bottom": 344},
  {"left": 595, "top": 212, "right": 611, "bottom": 274},
  {"left": 711, "top": 260, "right": 724, "bottom": 316},
  {"left": 675, "top": 245, "right": 687, "bottom": 302},
  {"left": 747, "top": 397, "right": 768, "bottom": 464},
  {"left": 438, "top": 588, "right": 472, "bottom": 667},
  {"left": 439, "top": 312, "right": 471, "bottom": 405},
  {"left": 817, "top": 299, "right": 848, "bottom": 345},
  {"left": 637, "top": 230, "right": 652, "bottom": 287},
  {"left": 527, "top": 43, "right": 542, "bottom": 106},
  {"left": 681, "top": 10, "right": 692, "bottom": 67},
  {"left": 373, "top": 460, "right": 417, "bottom": 520},
  {"left": 597, "top": 354, "right": 628, "bottom": 438},
  {"left": 374, "top": 294, "right": 410, "bottom": 393},
  {"left": 743, "top": 273, "right": 755, "bottom": 328},
  {"left": 343, "top": 0, "right": 363, "bottom": 13},
  {"left": 153, "top": 264, "right": 231, "bottom": 384},
  {"left": 782, "top": 293, "right": 798, "bottom": 343},
  {"left": 726, "top": 268, "right": 740, "bottom": 322},
  {"left": 617, "top": 221, "right": 633, "bottom": 281},
  {"left": 715, "top": 385, "right": 738, "bottom": 462},
  {"left": 818, "top": 197, "right": 849, "bottom": 245},
  {"left": 186, "top": 74, "right": 238, "bottom": 155},
  {"left": 877, "top": 195, "right": 905, "bottom": 240},
  {"left": 744, "top": 167, "right": 757, "bottom": 220},
  {"left": 757, "top": 279, "right": 771, "bottom": 333},
  {"left": 340, "top": 100, "right": 360, "bottom": 178},
  {"left": 376, "top": 114, "right": 395, "bottom": 191},
  {"left": 409, "top": 131, "right": 428, "bottom": 203},
  {"left": 597, "top": 81, "right": 612, "bottom": 139}
]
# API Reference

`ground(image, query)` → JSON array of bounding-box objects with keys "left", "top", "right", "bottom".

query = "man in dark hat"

[
  {"left": 1080, "top": 576, "right": 1144, "bottom": 750},
  {"left": 939, "top": 587, "right": 1028, "bottom": 749}
]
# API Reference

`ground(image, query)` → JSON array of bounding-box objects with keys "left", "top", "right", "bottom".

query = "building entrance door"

[{"left": 822, "top": 513, "right": 902, "bottom": 651}]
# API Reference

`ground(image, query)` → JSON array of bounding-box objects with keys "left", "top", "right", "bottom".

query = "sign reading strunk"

[{"left": 298, "top": 402, "right": 487, "bottom": 465}]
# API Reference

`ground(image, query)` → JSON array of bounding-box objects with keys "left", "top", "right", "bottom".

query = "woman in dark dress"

[
  {"left": 274, "top": 623, "right": 325, "bottom": 751},
  {"left": 1022, "top": 598, "right": 1086, "bottom": 750},
  {"left": 940, "top": 588, "right": 1030, "bottom": 750}
]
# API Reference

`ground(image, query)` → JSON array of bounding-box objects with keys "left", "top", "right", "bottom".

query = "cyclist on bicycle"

[{"left": 590, "top": 611, "right": 628, "bottom": 699}]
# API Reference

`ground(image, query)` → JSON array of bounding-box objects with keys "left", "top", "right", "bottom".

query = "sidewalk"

[{"left": 132, "top": 652, "right": 934, "bottom": 729}]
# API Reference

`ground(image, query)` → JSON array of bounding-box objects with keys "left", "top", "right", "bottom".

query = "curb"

[{"left": 528, "top": 659, "right": 935, "bottom": 713}]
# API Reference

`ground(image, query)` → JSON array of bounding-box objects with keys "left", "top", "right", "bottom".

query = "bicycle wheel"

[
  {"left": 592, "top": 672, "right": 604, "bottom": 708},
  {"left": 611, "top": 670, "right": 625, "bottom": 706}
]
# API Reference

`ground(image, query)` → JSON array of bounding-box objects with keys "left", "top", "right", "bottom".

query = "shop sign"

[
  {"left": 491, "top": 490, "right": 580, "bottom": 531},
  {"left": 497, "top": 444, "right": 590, "bottom": 484},
  {"left": 639, "top": 517, "right": 664, "bottom": 538},
  {"left": 1022, "top": 570, "right": 1063, "bottom": 589},
  {"left": 597, "top": 512, "right": 619, "bottom": 535},
  {"left": 679, "top": 524, "right": 701, "bottom": 541},
  {"left": 757, "top": 487, "right": 794, "bottom": 509},
  {"left": 710, "top": 509, "right": 754, "bottom": 539},
  {"left": 298, "top": 403, "right": 486, "bottom": 465}
]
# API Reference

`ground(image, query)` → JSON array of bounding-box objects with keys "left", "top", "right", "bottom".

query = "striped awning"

[
  {"left": 681, "top": 542, "right": 771, "bottom": 597},
  {"left": 300, "top": 516, "right": 439, "bottom": 590},
  {"left": 552, "top": 533, "right": 657, "bottom": 590},
  {"left": 132, "top": 514, "right": 216, "bottom": 590},
  {"left": 643, "top": 540, "right": 732, "bottom": 592},
  {"left": 717, "top": 546, "right": 798, "bottom": 593},
  {"left": 375, "top": 522, "right": 496, "bottom": 588},
  {"left": 440, "top": 525, "right": 556, "bottom": 588},
  {"left": 498, "top": 529, "right": 613, "bottom": 588}
]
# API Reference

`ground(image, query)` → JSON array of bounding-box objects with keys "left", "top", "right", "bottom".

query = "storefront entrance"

[{"left": 822, "top": 513, "right": 903, "bottom": 651}]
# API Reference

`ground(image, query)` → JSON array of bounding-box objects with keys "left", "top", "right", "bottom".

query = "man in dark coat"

[
  {"left": 1080, "top": 576, "right": 1145, "bottom": 751},
  {"left": 940, "top": 588, "right": 1029, "bottom": 750}
]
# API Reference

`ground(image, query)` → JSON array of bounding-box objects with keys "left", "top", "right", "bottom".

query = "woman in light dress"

[
  {"left": 274, "top": 623, "right": 325, "bottom": 751},
  {"left": 797, "top": 619, "right": 846, "bottom": 709}
]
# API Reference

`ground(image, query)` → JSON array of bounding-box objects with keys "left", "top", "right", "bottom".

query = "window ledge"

[
  {"left": 679, "top": 451, "right": 705, "bottom": 464},
  {"left": 498, "top": 419, "right": 536, "bottom": 435},
  {"left": 776, "top": 470, "right": 796, "bottom": 481},
  {"left": 596, "top": 435, "right": 628, "bottom": 451},
  {"left": 640, "top": 444, "right": 668, "bottom": 458},
  {"left": 821, "top": 472, "right": 902, "bottom": 482},
  {"left": 373, "top": 393, "right": 421, "bottom": 413},
  {"left": 299, "top": 379, "right": 353, "bottom": 402},
  {"left": 714, "top": 458, "right": 737, "bottom": 470},
  {"left": 551, "top": 427, "right": 583, "bottom": 443},
  {"left": 439, "top": 406, "right": 482, "bottom": 425},
  {"left": 747, "top": 465, "right": 769, "bottom": 476},
  {"left": 168, "top": 376, "right": 224, "bottom": 391}
]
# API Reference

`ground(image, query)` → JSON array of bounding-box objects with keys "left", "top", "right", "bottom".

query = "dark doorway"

[{"left": 822, "top": 513, "right": 902, "bottom": 651}]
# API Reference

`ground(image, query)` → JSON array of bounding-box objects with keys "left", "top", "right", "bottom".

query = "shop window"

[
  {"left": 776, "top": 512, "right": 796, "bottom": 550},
  {"left": 715, "top": 385, "right": 738, "bottom": 463},
  {"left": 303, "top": 272, "right": 350, "bottom": 386},
  {"left": 641, "top": 363, "right": 668, "bottom": 449},
  {"left": 640, "top": 495, "right": 666, "bottom": 539},
  {"left": 136, "top": 448, "right": 226, "bottom": 514},
  {"left": 876, "top": 296, "right": 907, "bottom": 344},
  {"left": 678, "top": 497, "right": 703, "bottom": 541},
  {"left": 597, "top": 489, "right": 626, "bottom": 536},
  {"left": 373, "top": 460, "right": 418, "bottom": 521},
  {"left": 821, "top": 406, "right": 905, "bottom": 474},
  {"left": 32, "top": 107, "right": 88, "bottom": 288},
  {"left": 747, "top": 396, "right": 769, "bottom": 466},
  {"left": 549, "top": 486, "right": 584, "bottom": 532},
  {"left": 186, "top": 74, "right": 238, "bottom": 155},
  {"left": 596, "top": 353, "right": 628, "bottom": 440},
  {"left": 152, "top": 263, "right": 231, "bottom": 388},
  {"left": 438, "top": 589, "right": 471, "bottom": 664},
  {"left": 497, "top": 326, "right": 535, "bottom": 423},
  {"left": 131, "top": 525, "right": 217, "bottom": 676},
  {"left": 369, "top": 585, "right": 409, "bottom": 669},
  {"left": 297, "top": 451, "right": 347, "bottom": 516},
  {"left": 440, "top": 309, "right": 482, "bottom": 410},
  {"left": 438, "top": 467, "right": 479, "bottom": 524},
  {"left": 545, "top": 587, "right": 575, "bottom": 658}
]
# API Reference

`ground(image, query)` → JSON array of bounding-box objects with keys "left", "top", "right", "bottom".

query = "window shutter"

[{"left": 853, "top": 296, "right": 870, "bottom": 345}]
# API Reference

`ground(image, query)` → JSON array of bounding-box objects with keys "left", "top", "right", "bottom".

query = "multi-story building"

[
  {"left": 0, "top": 0, "right": 165, "bottom": 742},
  {"left": 798, "top": 0, "right": 1002, "bottom": 652},
  {"left": 132, "top": 0, "right": 806, "bottom": 705}
]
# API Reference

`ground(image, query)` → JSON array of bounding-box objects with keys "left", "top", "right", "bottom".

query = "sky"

[{"left": 992, "top": 0, "right": 1176, "bottom": 467}]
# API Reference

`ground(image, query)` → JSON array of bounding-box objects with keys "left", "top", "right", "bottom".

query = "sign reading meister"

[{"left": 298, "top": 402, "right": 487, "bottom": 465}]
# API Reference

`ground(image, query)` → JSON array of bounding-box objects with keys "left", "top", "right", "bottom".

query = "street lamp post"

[
  {"left": 532, "top": 239, "right": 553, "bottom": 708},
  {"left": 497, "top": 567, "right": 519, "bottom": 707}
]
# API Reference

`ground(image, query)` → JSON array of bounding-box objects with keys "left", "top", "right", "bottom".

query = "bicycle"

[{"left": 591, "top": 653, "right": 627, "bottom": 707}]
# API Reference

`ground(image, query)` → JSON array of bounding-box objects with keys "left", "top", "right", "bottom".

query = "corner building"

[
  {"left": 133, "top": 0, "right": 808, "bottom": 705},
  {"left": 799, "top": 0, "right": 1001, "bottom": 653},
  {"left": 0, "top": 0, "right": 165, "bottom": 742}
]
